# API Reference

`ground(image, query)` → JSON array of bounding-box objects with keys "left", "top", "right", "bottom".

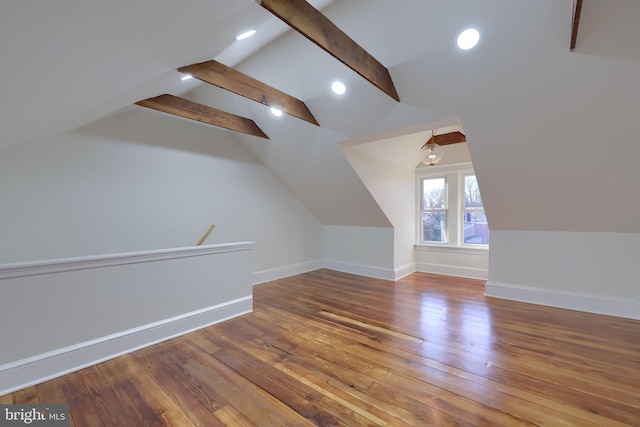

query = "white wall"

[
  {"left": 189, "top": 76, "right": 393, "bottom": 229},
  {"left": 0, "top": 108, "right": 324, "bottom": 274},
  {"left": 486, "top": 231, "right": 640, "bottom": 319},
  {"left": 415, "top": 246, "right": 488, "bottom": 280},
  {"left": 324, "top": 225, "right": 395, "bottom": 280},
  {"left": 339, "top": 144, "right": 415, "bottom": 275}
]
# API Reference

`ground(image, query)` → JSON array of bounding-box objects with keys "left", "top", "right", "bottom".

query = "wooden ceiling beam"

[
  {"left": 178, "top": 59, "right": 319, "bottom": 126},
  {"left": 258, "top": 0, "right": 400, "bottom": 102},
  {"left": 570, "top": 0, "right": 583, "bottom": 51},
  {"left": 135, "top": 94, "right": 268, "bottom": 139},
  {"left": 425, "top": 131, "right": 467, "bottom": 147}
]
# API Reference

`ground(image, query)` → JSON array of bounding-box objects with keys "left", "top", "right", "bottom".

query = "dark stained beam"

[
  {"left": 570, "top": 0, "right": 583, "bottom": 51},
  {"left": 425, "top": 131, "right": 467, "bottom": 147},
  {"left": 258, "top": 0, "right": 400, "bottom": 102},
  {"left": 178, "top": 59, "right": 319, "bottom": 126},
  {"left": 135, "top": 94, "right": 268, "bottom": 139}
]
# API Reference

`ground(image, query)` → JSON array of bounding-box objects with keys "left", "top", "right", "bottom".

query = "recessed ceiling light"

[
  {"left": 270, "top": 107, "right": 283, "bottom": 117},
  {"left": 236, "top": 29, "right": 256, "bottom": 41},
  {"left": 180, "top": 74, "right": 193, "bottom": 81},
  {"left": 457, "top": 28, "right": 480, "bottom": 50},
  {"left": 331, "top": 81, "right": 346, "bottom": 95}
]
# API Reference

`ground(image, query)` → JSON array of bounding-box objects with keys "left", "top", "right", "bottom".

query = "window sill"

[{"left": 414, "top": 244, "right": 489, "bottom": 255}]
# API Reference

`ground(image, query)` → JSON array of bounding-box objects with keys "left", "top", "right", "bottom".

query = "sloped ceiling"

[
  {"left": 0, "top": 0, "right": 333, "bottom": 149},
  {"left": 2, "top": 0, "right": 640, "bottom": 232}
]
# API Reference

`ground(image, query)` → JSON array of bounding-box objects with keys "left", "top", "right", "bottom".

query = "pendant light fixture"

[{"left": 421, "top": 130, "right": 443, "bottom": 166}]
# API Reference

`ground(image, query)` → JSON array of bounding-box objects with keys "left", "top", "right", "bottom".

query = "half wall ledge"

[{"left": 0, "top": 242, "right": 254, "bottom": 394}]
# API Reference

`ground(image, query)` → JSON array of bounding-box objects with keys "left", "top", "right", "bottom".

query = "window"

[
  {"left": 420, "top": 177, "right": 447, "bottom": 243},
  {"left": 417, "top": 165, "right": 489, "bottom": 247},
  {"left": 462, "top": 174, "right": 489, "bottom": 245}
]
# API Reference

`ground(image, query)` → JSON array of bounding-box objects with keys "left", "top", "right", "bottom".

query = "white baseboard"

[
  {"left": 416, "top": 262, "right": 488, "bottom": 280},
  {"left": 324, "top": 260, "right": 395, "bottom": 281},
  {"left": 485, "top": 281, "right": 640, "bottom": 320},
  {"left": 253, "top": 260, "right": 324, "bottom": 285},
  {"left": 254, "top": 260, "right": 415, "bottom": 283},
  {"left": 0, "top": 296, "right": 252, "bottom": 396},
  {"left": 394, "top": 263, "right": 416, "bottom": 280}
]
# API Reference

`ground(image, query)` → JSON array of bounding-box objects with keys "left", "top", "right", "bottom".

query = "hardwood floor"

[{"left": 3, "top": 269, "right": 640, "bottom": 426}]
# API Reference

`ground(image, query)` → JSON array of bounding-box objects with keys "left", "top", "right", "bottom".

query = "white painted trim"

[
  {"left": 254, "top": 259, "right": 416, "bottom": 283},
  {"left": 414, "top": 244, "right": 488, "bottom": 255},
  {"left": 485, "top": 281, "right": 640, "bottom": 320},
  {"left": 416, "top": 262, "right": 488, "bottom": 280},
  {"left": 415, "top": 161, "right": 473, "bottom": 174},
  {"left": 253, "top": 260, "right": 324, "bottom": 285},
  {"left": 394, "top": 263, "right": 416, "bottom": 280},
  {"left": 324, "top": 259, "right": 395, "bottom": 281},
  {"left": 0, "top": 242, "right": 254, "bottom": 279},
  {"left": 0, "top": 296, "right": 252, "bottom": 395}
]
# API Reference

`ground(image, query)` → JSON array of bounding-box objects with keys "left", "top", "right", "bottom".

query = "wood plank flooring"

[{"left": 3, "top": 269, "right": 640, "bottom": 426}]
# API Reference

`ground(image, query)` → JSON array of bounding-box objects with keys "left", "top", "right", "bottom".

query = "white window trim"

[
  {"left": 414, "top": 243, "right": 488, "bottom": 254},
  {"left": 416, "top": 162, "right": 489, "bottom": 250}
]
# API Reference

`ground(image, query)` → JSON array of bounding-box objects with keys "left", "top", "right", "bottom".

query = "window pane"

[
  {"left": 463, "top": 208, "right": 490, "bottom": 244},
  {"left": 422, "top": 178, "right": 446, "bottom": 209},
  {"left": 464, "top": 175, "right": 482, "bottom": 207},
  {"left": 422, "top": 212, "right": 446, "bottom": 243},
  {"left": 463, "top": 175, "right": 489, "bottom": 244}
]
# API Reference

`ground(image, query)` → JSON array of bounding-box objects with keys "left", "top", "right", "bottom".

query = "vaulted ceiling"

[{"left": 2, "top": 0, "right": 640, "bottom": 232}]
